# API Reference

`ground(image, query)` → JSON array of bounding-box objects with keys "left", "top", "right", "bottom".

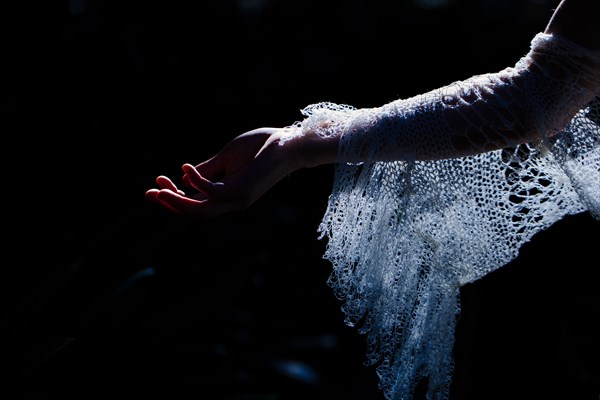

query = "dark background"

[{"left": 3, "top": 0, "right": 599, "bottom": 399}]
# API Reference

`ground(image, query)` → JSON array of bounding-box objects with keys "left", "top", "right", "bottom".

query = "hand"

[{"left": 145, "top": 127, "right": 304, "bottom": 219}]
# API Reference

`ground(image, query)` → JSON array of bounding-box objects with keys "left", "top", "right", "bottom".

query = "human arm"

[{"left": 146, "top": 0, "right": 600, "bottom": 218}]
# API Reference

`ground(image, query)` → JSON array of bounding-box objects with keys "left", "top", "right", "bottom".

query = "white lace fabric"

[{"left": 289, "top": 33, "right": 600, "bottom": 400}]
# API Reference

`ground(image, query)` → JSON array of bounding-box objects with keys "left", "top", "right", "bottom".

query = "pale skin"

[{"left": 145, "top": 0, "right": 600, "bottom": 219}]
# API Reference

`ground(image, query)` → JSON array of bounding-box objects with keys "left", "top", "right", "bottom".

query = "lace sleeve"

[{"left": 291, "top": 33, "right": 600, "bottom": 163}]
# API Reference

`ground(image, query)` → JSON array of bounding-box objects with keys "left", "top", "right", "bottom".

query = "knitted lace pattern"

[{"left": 288, "top": 33, "right": 600, "bottom": 400}]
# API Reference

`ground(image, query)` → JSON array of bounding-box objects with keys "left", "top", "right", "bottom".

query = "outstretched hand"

[{"left": 145, "top": 128, "right": 304, "bottom": 219}]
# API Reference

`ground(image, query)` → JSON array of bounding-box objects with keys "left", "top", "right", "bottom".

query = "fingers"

[
  {"left": 182, "top": 163, "right": 221, "bottom": 197},
  {"left": 155, "top": 175, "right": 177, "bottom": 190},
  {"left": 154, "top": 175, "right": 186, "bottom": 196},
  {"left": 145, "top": 175, "right": 189, "bottom": 214},
  {"left": 146, "top": 171, "right": 234, "bottom": 218},
  {"left": 154, "top": 188, "right": 236, "bottom": 219},
  {"left": 145, "top": 189, "right": 184, "bottom": 214},
  {"left": 145, "top": 188, "right": 160, "bottom": 203},
  {"left": 145, "top": 175, "right": 183, "bottom": 206}
]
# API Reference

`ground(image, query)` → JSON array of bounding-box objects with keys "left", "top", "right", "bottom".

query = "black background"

[{"left": 3, "top": 0, "right": 599, "bottom": 399}]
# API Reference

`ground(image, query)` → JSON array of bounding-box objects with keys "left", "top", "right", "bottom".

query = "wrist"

[{"left": 281, "top": 127, "right": 341, "bottom": 170}]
